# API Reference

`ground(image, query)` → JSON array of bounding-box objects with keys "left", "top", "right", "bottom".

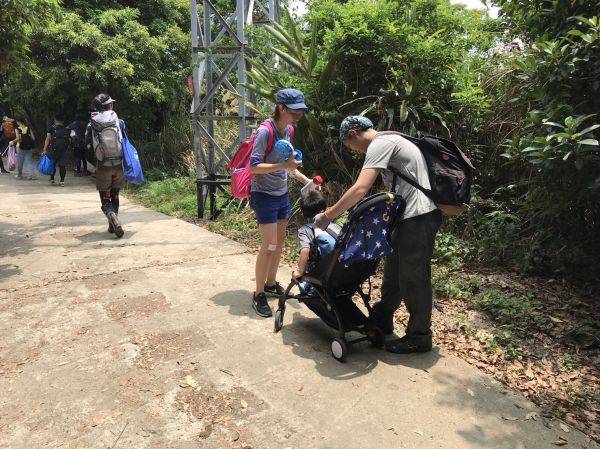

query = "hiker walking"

[
  {"left": 1, "top": 115, "right": 17, "bottom": 173},
  {"left": 68, "top": 113, "right": 89, "bottom": 176},
  {"left": 14, "top": 117, "right": 36, "bottom": 180},
  {"left": 86, "top": 93, "right": 126, "bottom": 238},
  {"left": 41, "top": 113, "right": 71, "bottom": 186}
]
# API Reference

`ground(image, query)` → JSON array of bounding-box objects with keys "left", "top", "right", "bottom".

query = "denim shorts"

[{"left": 250, "top": 191, "right": 291, "bottom": 224}]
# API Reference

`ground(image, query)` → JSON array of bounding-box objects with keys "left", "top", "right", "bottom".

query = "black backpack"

[
  {"left": 72, "top": 120, "right": 87, "bottom": 149},
  {"left": 19, "top": 127, "right": 35, "bottom": 150},
  {"left": 50, "top": 125, "right": 71, "bottom": 155},
  {"left": 383, "top": 132, "right": 475, "bottom": 215}
]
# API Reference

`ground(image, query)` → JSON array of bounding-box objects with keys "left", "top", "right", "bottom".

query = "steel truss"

[{"left": 190, "top": 0, "right": 281, "bottom": 219}]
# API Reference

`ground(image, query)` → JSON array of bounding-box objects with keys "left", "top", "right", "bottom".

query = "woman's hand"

[{"left": 282, "top": 155, "right": 302, "bottom": 171}]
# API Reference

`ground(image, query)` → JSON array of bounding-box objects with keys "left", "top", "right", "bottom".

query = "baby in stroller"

[
  {"left": 292, "top": 188, "right": 341, "bottom": 293},
  {"left": 274, "top": 191, "right": 406, "bottom": 362}
]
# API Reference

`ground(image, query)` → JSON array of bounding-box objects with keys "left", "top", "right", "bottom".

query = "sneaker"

[
  {"left": 59, "top": 181, "right": 65, "bottom": 187},
  {"left": 264, "top": 282, "right": 285, "bottom": 297},
  {"left": 27, "top": 176, "right": 36, "bottom": 180},
  {"left": 15, "top": 174, "right": 23, "bottom": 179},
  {"left": 74, "top": 172, "right": 82, "bottom": 177},
  {"left": 385, "top": 336, "right": 432, "bottom": 354},
  {"left": 252, "top": 292, "right": 272, "bottom": 317},
  {"left": 106, "top": 211, "right": 124, "bottom": 238},
  {"left": 50, "top": 179, "right": 56, "bottom": 184}
]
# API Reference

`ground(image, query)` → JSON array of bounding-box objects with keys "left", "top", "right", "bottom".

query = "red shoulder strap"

[{"left": 259, "top": 120, "right": 275, "bottom": 161}]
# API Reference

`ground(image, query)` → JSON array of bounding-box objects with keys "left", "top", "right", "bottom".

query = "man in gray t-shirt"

[{"left": 314, "top": 116, "right": 442, "bottom": 354}]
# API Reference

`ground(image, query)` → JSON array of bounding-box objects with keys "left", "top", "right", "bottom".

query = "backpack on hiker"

[
  {"left": 228, "top": 120, "right": 294, "bottom": 199},
  {"left": 383, "top": 131, "right": 475, "bottom": 215},
  {"left": 49, "top": 125, "right": 71, "bottom": 159},
  {"left": 90, "top": 110, "right": 123, "bottom": 166},
  {"left": 19, "top": 127, "right": 35, "bottom": 150},
  {"left": 2, "top": 119, "right": 16, "bottom": 141},
  {"left": 70, "top": 120, "right": 87, "bottom": 149}
]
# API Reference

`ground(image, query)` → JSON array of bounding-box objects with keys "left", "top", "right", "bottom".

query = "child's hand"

[{"left": 282, "top": 155, "right": 302, "bottom": 171}]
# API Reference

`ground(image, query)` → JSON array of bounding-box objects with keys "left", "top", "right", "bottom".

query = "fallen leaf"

[
  {"left": 525, "top": 412, "right": 538, "bottom": 421},
  {"left": 240, "top": 399, "right": 248, "bottom": 409},
  {"left": 553, "top": 437, "right": 568, "bottom": 446},
  {"left": 559, "top": 423, "right": 570, "bottom": 433},
  {"left": 502, "top": 416, "right": 519, "bottom": 421},
  {"left": 414, "top": 430, "right": 423, "bottom": 436},
  {"left": 185, "top": 375, "right": 198, "bottom": 388},
  {"left": 467, "top": 389, "right": 475, "bottom": 397}
]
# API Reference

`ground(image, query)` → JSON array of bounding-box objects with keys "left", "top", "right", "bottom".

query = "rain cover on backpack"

[{"left": 91, "top": 110, "right": 123, "bottom": 166}]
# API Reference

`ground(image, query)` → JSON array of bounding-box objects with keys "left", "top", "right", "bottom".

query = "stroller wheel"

[
  {"left": 331, "top": 337, "right": 348, "bottom": 362},
  {"left": 274, "top": 308, "right": 284, "bottom": 333}
]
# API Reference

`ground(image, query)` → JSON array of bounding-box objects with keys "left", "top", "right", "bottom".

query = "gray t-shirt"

[
  {"left": 250, "top": 118, "right": 293, "bottom": 196},
  {"left": 297, "top": 222, "right": 342, "bottom": 253},
  {"left": 362, "top": 133, "right": 437, "bottom": 220}
]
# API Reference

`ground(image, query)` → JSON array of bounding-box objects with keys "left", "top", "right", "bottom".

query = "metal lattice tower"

[{"left": 190, "top": 0, "right": 281, "bottom": 219}]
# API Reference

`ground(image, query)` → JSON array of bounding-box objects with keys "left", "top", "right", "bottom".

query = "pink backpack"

[{"left": 228, "top": 120, "right": 294, "bottom": 199}]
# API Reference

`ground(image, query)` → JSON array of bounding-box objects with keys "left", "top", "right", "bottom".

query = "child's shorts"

[{"left": 250, "top": 191, "right": 291, "bottom": 224}]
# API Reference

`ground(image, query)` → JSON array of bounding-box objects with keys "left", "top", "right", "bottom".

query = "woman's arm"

[
  {"left": 42, "top": 133, "right": 52, "bottom": 154},
  {"left": 250, "top": 156, "right": 301, "bottom": 174}
]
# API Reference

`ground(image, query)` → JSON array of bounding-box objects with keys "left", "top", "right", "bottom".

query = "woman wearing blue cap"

[{"left": 249, "top": 88, "right": 311, "bottom": 317}]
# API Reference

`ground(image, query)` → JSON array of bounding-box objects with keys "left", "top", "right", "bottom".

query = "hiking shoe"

[
  {"left": 385, "top": 336, "right": 432, "bottom": 354},
  {"left": 252, "top": 292, "right": 272, "bottom": 317},
  {"left": 107, "top": 211, "right": 124, "bottom": 238},
  {"left": 264, "top": 282, "right": 285, "bottom": 297}
]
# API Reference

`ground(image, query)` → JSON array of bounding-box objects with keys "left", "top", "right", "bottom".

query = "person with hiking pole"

[
  {"left": 248, "top": 88, "right": 311, "bottom": 317},
  {"left": 313, "top": 116, "right": 442, "bottom": 353}
]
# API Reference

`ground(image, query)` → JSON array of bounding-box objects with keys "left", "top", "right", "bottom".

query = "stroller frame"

[{"left": 274, "top": 192, "right": 406, "bottom": 362}]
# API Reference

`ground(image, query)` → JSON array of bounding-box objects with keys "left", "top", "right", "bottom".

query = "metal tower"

[{"left": 190, "top": 0, "right": 281, "bottom": 219}]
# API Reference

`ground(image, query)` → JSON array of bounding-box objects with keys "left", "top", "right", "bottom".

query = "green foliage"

[{"left": 2, "top": 0, "right": 190, "bottom": 139}]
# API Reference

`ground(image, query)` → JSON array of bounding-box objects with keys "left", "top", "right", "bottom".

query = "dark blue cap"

[{"left": 275, "top": 88, "right": 307, "bottom": 110}]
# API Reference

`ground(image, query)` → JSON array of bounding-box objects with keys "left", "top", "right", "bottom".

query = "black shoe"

[
  {"left": 264, "top": 282, "right": 285, "bottom": 297},
  {"left": 107, "top": 211, "right": 124, "bottom": 238},
  {"left": 385, "top": 336, "right": 432, "bottom": 354},
  {"left": 252, "top": 292, "right": 272, "bottom": 317}
]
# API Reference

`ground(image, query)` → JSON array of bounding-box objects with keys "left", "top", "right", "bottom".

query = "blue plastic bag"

[
  {"left": 36, "top": 154, "right": 55, "bottom": 176},
  {"left": 121, "top": 130, "right": 144, "bottom": 184}
]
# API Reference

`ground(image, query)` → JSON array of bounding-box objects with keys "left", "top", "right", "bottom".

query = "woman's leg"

[
  {"left": 25, "top": 151, "right": 34, "bottom": 178},
  {"left": 265, "top": 219, "right": 288, "bottom": 286},
  {"left": 255, "top": 222, "right": 278, "bottom": 294},
  {"left": 59, "top": 165, "right": 66, "bottom": 182}
]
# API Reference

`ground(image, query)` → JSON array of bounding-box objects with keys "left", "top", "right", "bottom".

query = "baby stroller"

[{"left": 274, "top": 192, "right": 406, "bottom": 362}]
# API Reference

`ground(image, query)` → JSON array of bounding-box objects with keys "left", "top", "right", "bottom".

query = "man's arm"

[{"left": 327, "top": 168, "right": 380, "bottom": 219}]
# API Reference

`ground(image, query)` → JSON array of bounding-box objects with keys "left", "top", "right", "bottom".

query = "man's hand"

[
  {"left": 292, "top": 270, "right": 302, "bottom": 280},
  {"left": 314, "top": 212, "right": 331, "bottom": 230}
]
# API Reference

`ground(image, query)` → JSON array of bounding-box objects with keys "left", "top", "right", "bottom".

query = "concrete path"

[{"left": 0, "top": 173, "right": 597, "bottom": 449}]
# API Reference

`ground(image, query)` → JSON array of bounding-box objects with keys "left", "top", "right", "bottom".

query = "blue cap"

[{"left": 275, "top": 88, "right": 307, "bottom": 110}]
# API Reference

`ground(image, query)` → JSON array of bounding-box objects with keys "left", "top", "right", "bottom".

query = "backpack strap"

[
  {"left": 258, "top": 120, "right": 275, "bottom": 161},
  {"left": 377, "top": 131, "right": 434, "bottom": 200}
]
